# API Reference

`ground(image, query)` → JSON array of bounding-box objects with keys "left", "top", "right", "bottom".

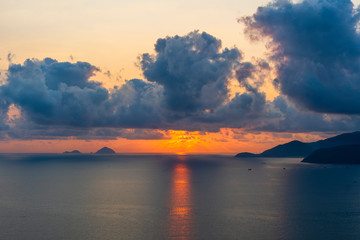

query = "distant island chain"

[{"left": 64, "top": 147, "right": 116, "bottom": 155}]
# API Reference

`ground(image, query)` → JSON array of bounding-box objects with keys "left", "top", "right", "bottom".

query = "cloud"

[
  {"left": 140, "top": 31, "right": 241, "bottom": 115},
  {"left": 137, "top": 30, "right": 274, "bottom": 131},
  {"left": 0, "top": 101, "right": 9, "bottom": 131},
  {"left": 0, "top": 30, "right": 359, "bottom": 140},
  {"left": 108, "top": 79, "right": 164, "bottom": 128},
  {"left": 257, "top": 96, "right": 360, "bottom": 133},
  {"left": 0, "top": 31, "right": 269, "bottom": 138},
  {"left": 1, "top": 58, "right": 109, "bottom": 126},
  {"left": 4, "top": 126, "right": 167, "bottom": 140},
  {"left": 242, "top": 0, "right": 360, "bottom": 114},
  {"left": 7, "top": 52, "right": 15, "bottom": 63},
  {"left": 0, "top": 58, "right": 163, "bottom": 132}
]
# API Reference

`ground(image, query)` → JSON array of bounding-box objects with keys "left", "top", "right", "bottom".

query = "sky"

[{"left": 0, "top": 0, "right": 360, "bottom": 153}]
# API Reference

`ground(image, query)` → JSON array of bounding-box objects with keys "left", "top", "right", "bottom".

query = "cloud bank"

[
  {"left": 242, "top": 0, "right": 360, "bottom": 114},
  {"left": 0, "top": 31, "right": 274, "bottom": 139},
  {"left": 1, "top": 19, "right": 360, "bottom": 140},
  {"left": 140, "top": 31, "right": 240, "bottom": 114}
]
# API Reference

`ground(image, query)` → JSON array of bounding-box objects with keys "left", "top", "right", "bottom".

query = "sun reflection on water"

[{"left": 167, "top": 157, "right": 194, "bottom": 239}]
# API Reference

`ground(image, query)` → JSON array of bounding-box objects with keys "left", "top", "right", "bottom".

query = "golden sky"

[{"left": 0, "top": 0, "right": 270, "bottom": 81}]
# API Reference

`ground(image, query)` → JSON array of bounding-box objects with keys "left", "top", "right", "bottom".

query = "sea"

[{"left": 0, "top": 154, "right": 359, "bottom": 240}]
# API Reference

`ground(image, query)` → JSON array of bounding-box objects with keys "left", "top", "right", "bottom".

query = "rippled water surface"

[{"left": 0, "top": 154, "right": 360, "bottom": 240}]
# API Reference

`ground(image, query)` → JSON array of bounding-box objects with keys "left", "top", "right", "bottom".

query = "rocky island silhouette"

[{"left": 235, "top": 131, "right": 360, "bottom": 164}]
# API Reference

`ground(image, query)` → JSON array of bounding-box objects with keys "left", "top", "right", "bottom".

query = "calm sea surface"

[{"left": 0, "top": 154, "right": 360, "bottom": 240}]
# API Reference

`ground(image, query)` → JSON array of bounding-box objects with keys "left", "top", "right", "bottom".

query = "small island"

[
  {"left": 235, "top": 152, "right": 258, "bottom": 158},
  {"left": 302, "top": 145, "right": 360, "bottom": 164},
  {"left": 63, "top": 150, "right": 81, "bottom": 154},
  {"left": 95, "top": 147, "right": 116, "bottom": 154}
]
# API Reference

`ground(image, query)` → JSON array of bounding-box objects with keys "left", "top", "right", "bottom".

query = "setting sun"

[{"left": 162, "top": 131, "right": 209, "bottom": 154}]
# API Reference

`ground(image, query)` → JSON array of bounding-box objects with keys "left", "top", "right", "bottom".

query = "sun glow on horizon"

[
  {"left": 0, "top": 128, "right": 327, "bottom": 154},
  {"left": 161, "top": 130, "right": 210, "bottom": 155}
]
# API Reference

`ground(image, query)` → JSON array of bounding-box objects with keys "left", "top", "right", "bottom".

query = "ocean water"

[{"left": 0, "top": 154, "right": 360, "bottom": 240}]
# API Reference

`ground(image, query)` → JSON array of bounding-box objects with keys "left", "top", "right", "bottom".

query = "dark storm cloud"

[
  {"left": 0, "top": 31, "right": 269, "bottom": 139},
  {"left": 1, "top": 58, "right": 109, "bottom": 126},
  {"left": 242, "top": 0, "right": 360, "bottom": 114},
  {"left": 137, "top": 31, "right": 277, "bottom": 130},
  {"left": 108, "top": 79, "right": 164, "bottom": 128},
  {"left": 258, "top": 96, "right": 360, "bottom": 132},
  {"left": 0, "top": 29, "right": 359, "bottom": 140},
  {"left": 212, "top": 91, "right": 266, "bottom": 126},
  {"left": 0, "top": 58, "right": 163, "bottom": 131},
  {"left": 140, "top": 31, "right": 241, "bottom": 115}
]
